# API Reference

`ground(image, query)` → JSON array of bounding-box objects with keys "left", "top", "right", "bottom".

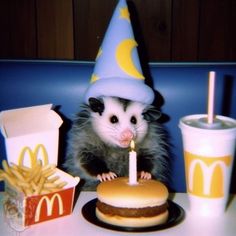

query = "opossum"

[{"left": 64, "top": 96, "right": 169, "bottom": 190}]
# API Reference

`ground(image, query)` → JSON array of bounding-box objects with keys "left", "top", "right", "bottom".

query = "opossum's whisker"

[
  {"left": 135, "top": 121, "right": 147, "bottom": 128},
  {"left": 74, "top": 122, "right": 89, "bottom": 130}
]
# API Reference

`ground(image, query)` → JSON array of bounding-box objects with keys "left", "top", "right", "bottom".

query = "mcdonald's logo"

[
  {"left": 18, "top": 144, "right": 49, "bottom": 167},
  {"left": 184, "top": 151, "right": 232, "bottom": 198},
  {"left": 34, "top": 193, "right": 64, "bottom": 222}
]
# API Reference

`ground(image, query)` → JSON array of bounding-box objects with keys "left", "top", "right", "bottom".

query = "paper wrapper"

[{"left": 0, "top": 104, "right": 80, "bottom": 228}]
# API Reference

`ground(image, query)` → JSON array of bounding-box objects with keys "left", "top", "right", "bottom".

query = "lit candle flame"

[{"left": 130, "top": 140, "right": 135, "bottom": 151}]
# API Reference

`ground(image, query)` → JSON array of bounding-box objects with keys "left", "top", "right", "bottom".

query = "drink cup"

[{"left": 179, "top": 114, "right": 236, "bottom": 217}]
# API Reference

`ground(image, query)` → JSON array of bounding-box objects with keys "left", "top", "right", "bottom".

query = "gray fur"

[{"left": 64, "top": 97, "right": 169, "bottom": 190}]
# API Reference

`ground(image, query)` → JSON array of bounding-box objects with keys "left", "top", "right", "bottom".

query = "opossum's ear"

[
  {"left": 88, "top": 97, "right": 105, "bottom": 116},
  {"left": 142, "top": 106, "right": 161, "bottom": 122}
]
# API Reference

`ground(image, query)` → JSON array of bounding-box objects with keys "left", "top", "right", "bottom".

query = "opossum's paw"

[
  {"left": 97, "top": 172, "right": 117, "bottom": 182},
  {"left": 140, "top": 171, "right": 152, "bottom": 180}
]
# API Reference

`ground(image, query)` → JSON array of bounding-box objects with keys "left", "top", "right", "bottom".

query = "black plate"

[{"left": 81, "top": 198, "right": 185, "bottom": 232}]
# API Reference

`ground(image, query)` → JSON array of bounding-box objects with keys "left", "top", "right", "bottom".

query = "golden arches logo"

[
  {"left": 184, "top": 151, "right": 232, "bottom": 198},
  {"left": 18, "top": 144, "right": 49, "bottom": 167},
  {"left": 34, "top": 193, "right": 63, "bottom": 222}
]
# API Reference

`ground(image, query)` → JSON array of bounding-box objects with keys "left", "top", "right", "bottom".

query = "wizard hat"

[{"left": 84, "top": 0, "right": 154, "bottom": 104}]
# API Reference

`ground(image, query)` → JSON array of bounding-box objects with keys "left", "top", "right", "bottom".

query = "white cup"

[{"left": 179, "top": 114, "right": 236, "bottom": 216}]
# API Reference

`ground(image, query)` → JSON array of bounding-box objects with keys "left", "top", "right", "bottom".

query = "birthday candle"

[{"left": 129, "top": 140, "right": 137, "bottom": 185}]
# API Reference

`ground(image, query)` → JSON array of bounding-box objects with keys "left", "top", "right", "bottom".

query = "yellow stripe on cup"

[{"left": 184, "top": 151, "right": 232, "bottom": 198}]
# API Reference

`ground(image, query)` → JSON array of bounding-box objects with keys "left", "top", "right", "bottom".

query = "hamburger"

[{"left": 96, "top": 177, "right": 169, "bottom": 228}]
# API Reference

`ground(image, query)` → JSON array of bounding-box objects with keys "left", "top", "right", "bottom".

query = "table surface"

[{"left": 0, "top": 192, "right": 236, "bottom": 236}]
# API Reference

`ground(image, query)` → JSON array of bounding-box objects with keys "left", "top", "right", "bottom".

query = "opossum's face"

[{"left": 89, "top": 97, "right": 160, "bottom": 148}]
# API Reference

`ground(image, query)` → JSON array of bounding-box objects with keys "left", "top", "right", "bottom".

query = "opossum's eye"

[
  {"left": 110, "top": 115, "right": 119, "bottom": 124},
  {"left": 130, "top": 116, "right": 137, "bottom": 124}
]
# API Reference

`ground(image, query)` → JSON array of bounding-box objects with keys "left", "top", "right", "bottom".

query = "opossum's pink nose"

[{"left": 120, "top": 129, "right": 134, "bottom": 144}]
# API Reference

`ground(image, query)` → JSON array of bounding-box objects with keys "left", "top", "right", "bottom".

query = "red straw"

[{"left": 207, "top": 71, "right": 216, "bottom": 124}]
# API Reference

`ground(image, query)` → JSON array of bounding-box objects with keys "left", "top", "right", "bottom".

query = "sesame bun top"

[{"left": 96, "top": 177, "right": 168, "bottom": 208}]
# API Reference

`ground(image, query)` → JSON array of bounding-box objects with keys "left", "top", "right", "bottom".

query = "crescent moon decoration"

[{"left": 116, "top": 39, "right": 144, "bottom": 79}]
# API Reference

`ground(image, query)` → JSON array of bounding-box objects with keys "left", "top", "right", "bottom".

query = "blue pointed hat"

[{"left": 84, "top": 0, "right": 154, "bottom": 104}]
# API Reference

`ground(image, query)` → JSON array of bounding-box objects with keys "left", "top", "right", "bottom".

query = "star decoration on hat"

[
  {"left": 96, "top": 47, "right": 102, "bottom": 60},
  {"left": 90, "top": 73, "right": 99, "bottom": 83},
  {"left": 119, "top": 6, "right": 130, "bottom": 21}
]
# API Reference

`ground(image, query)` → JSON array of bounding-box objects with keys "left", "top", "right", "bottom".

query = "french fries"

[{"left": 0, "top": 159, "right": 68, "bottom": 196}]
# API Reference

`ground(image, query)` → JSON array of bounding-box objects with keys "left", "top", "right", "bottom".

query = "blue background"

[{"left": 0, "top": 60, "right": 236, "bottom": 192}]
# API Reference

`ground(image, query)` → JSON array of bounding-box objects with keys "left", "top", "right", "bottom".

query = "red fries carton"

[{"left": 0, "top": 104, "right": 80, "bottom": 229}]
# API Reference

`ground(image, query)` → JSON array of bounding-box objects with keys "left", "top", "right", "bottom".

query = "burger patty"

[{"left": 96, "top": 200, "right": 168, "bottom": 217}]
